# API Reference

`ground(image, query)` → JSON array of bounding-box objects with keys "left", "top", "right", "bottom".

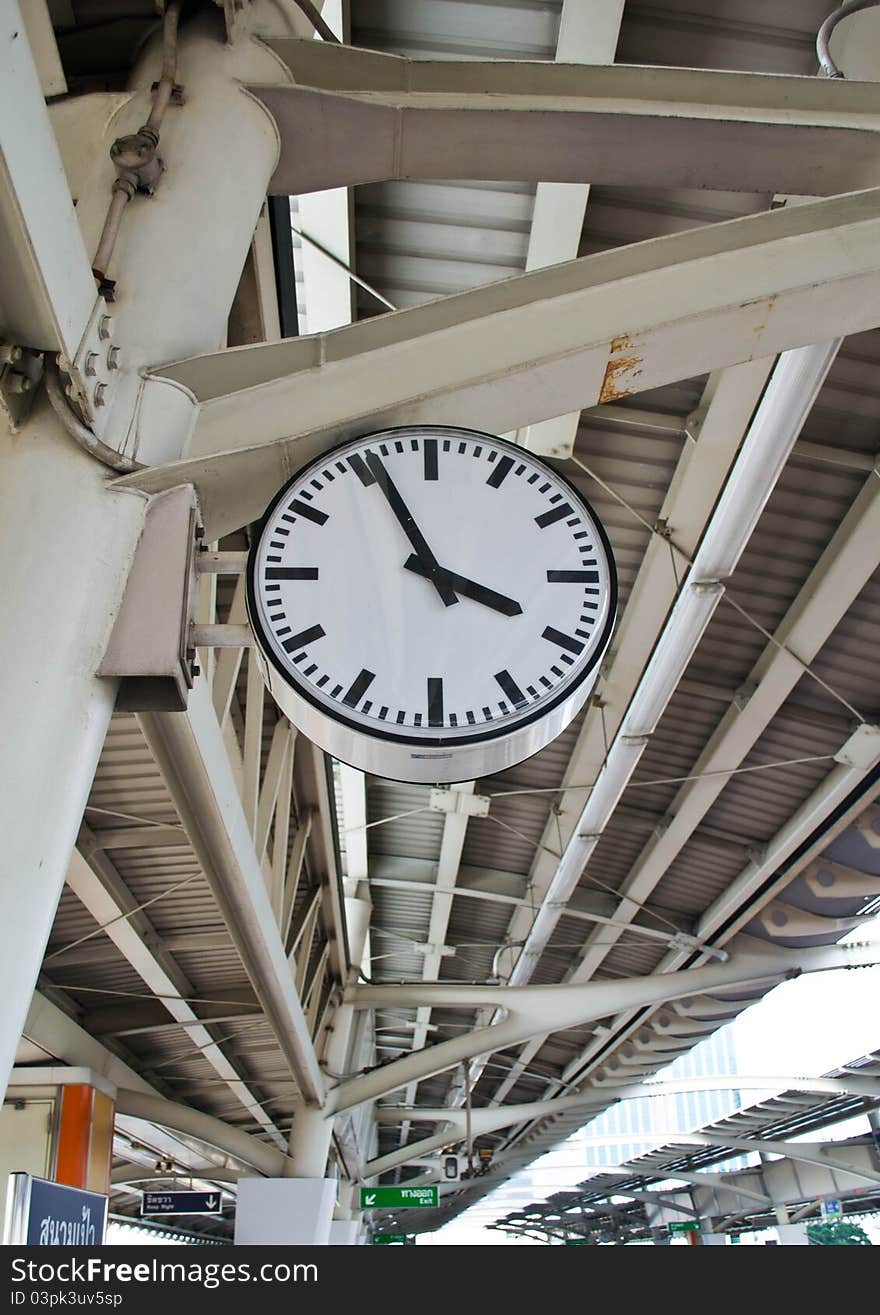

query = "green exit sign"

[
  {"left": 372, "top": 1233, "right": 409, "bottom": 1244},
  {"left": 668, "top": 1220, "right": 700, "bottom": 1234},
  {"left": 360, "top": 1186, "right": 438, "bottom": 1209}
]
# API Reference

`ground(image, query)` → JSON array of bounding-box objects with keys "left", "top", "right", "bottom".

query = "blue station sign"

[
  {"left": 141, "top": 1190, "right": 223, "bottom": 1216},
  {"left": 4, "top": 1174, "right": 108, "bottom": 1246}
]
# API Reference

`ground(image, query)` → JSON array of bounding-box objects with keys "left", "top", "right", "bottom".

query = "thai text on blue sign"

[
  {"left": 141, "top": 1190, "right": 223, "bottom": 1216},
  {"left": 4, "top": 1174, "right": 107, "bottom": 1246}
]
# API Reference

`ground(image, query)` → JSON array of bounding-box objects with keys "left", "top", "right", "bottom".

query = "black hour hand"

[{"left": 403, "top": 555, "right": 523, "bottom": 617}]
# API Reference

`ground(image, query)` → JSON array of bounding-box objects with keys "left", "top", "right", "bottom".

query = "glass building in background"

[{"left": 579, "top": 1027, "right": 743, "bottom": 1169}]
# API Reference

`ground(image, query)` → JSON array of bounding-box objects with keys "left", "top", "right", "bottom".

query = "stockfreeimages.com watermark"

[{"left": 10, "top": 1257, "right": 317, "bottom": 1300}]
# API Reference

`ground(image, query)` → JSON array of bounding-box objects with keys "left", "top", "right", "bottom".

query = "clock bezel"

[{"left": 245, "top": 426, "right": 617, "bottom": 752}]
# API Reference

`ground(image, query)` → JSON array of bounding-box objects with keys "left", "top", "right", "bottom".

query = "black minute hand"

[
  {"left": 364, "top": 451, "right": 458, "bottom": 607},
  {"left": 403, "top": 554, "right": 522, "bottom": 617}
]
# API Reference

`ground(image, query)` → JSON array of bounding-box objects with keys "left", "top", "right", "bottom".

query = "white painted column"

[
  {"left": 0, "top": 406, "right": 146, "bottom": 1103},
  {"left": 0, "top": 6, "right": 291, "bottom": 1107},
  {"left": 234, "top": 1176, "right": 337, "bottom": 1246},
  {"left": 777, "top": 1222, "right": 810, "bottom": 1246}
]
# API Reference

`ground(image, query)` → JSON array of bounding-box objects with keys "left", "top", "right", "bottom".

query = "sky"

[{"left": 418, "top": 935, "right": 880, "bottom": 1245}]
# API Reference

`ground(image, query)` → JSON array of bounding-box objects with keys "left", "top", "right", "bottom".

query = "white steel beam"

[
  {"left": 0, "top": 0, "right": 96, "bottom": 357},
  {"left": 557, "top": 740, "right": 880, "bottom": 1094},
  {"left": 20, "top": 995, "right": 266, "bottom": 1182},
  {"left": 290, "top": 0, "right": 352, "bottom": 331},
  {"left": 397, "top": 782, "right": 476, "bottom": 1142},
  {"left": 682, "top": 1134, "right": 880, "bottom": 1188},
  {"left": 339, "top": 764, "right": 368, "bottom": 892},
  {"left": 624, "top": 1167, "right": 771, "bottom": 1206},
  {"left": 138, "top": 679, "right": 325, "bottom": 1105},
  {"left": 115, "top": 1088, "right": 288, "bottom": 1178},
  {"left": 515, "top": 0, "right": 624, "bottom": 459},
  {"left": 118, "top": 190, "right": 880, "bottom": 540},
  {"left": 463, "top": 344, "right": 835, "bottom": 1104},
  {"left": 65, "top": 835, "right": 285, "bottom": 1146},
  {"left": 571, "top": 462, "right": 880, "bottom": 987},
  {"left": 328, "top": 938, "right": 879, "bottom": 1114},
  {"left": 22, "top": 993, "right": 156, "bottom": 1098},
  {"left": 253, "top": 45, "right": 880, "bottom": 198},
  {"left": 375, "top": 1074, "right": 880, "bottom": 1129}
]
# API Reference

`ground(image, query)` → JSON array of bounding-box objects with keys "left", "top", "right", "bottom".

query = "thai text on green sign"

[{"left": 360, "top": 1186, "right": 438, "bottom": 1209}]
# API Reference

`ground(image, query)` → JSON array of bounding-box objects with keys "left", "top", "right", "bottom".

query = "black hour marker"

[
  {"left": 547, "top": 570, "right": 599, "bottom": 584},
  {"left": 495, "top": 669, "right": 526, "bottom": 708},
  {"left": 348, "top": 453, "right": 376, "bottom": 486},
  {"left": 424, "top": 438, "right": 438, "bottom": 481},
  {"left": 542, "top": 625, "right": 585, "bottom": 656},
  {"left": 487, "top": 455, "right": 514, "bottom": 488},
  {"left": 343, "top": 668, "right": 375, "bottom": 708},
  {"left": 288, "top": 499, "right": 328, "bottom": 525},
  {"left": 266, "top": 567, "right": 320, "bottom": 580},
  {"left": 282, "top": 624, "right": 326, "bottom": 654},
  {"left": 535, "top": 503, "right": 575, "bottom": 528},
  {"left": 427, "top": 677, "right": 444, "bottom": 727}
]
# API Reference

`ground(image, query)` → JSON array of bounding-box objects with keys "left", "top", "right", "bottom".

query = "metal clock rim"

[{"left": 245, "top": 425, "right": 618, "bottom": 752}]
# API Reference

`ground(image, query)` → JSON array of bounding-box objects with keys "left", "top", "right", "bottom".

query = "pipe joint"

[{"left": 110, "top": 128, "right": 165, "bottom": 196}]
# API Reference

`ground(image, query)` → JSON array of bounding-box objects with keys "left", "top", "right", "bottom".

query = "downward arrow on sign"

[
  {"left": 364, "top": 1193, "right": 376, "bottom": 1206},
  {"left": 207, "top": 1197, "right": 218, "bottom": 1209}
]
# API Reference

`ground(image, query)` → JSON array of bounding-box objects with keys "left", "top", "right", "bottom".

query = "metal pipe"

[
  {"left": 91, "top": 188, "right": 132, "bottom": 289},
  {"left": 817, "top": 0, "right": 880, "bottom": 77},
  {"left": 145, "top": 0, "right": 182, "bottom": 134},
  {"left": 92, "top": 1, "right": 181, "bottom": 285},
  {"left": 44, "top": 357, "right": 143, "bottom": 475}
]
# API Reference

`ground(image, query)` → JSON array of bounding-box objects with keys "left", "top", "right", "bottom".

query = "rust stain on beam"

[
  {"left": 751, "top": 293, "right": 777, "bottom": 341},
  {"left": 599, "top": 335, "right": 642, "bottom": 402}
]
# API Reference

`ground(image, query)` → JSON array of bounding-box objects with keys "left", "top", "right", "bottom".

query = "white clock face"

[{"left": 246, "top": 427, "right": 616, "bottom": 783}]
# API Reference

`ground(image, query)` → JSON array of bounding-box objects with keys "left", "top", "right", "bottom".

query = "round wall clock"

[{"left": 246, "top": 426, "right": 617, "bottom": 783}]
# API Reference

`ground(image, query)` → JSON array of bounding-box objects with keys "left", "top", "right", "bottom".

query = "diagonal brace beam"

[
  {"left": 117, "top": 188, "right": 880, "bottom": 541},
  {"left": 327, "top": 938, "right": 879, "bottom": 1115},
  {"left": 253, "top": 41, "right": 880, "bottom": 198}
]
